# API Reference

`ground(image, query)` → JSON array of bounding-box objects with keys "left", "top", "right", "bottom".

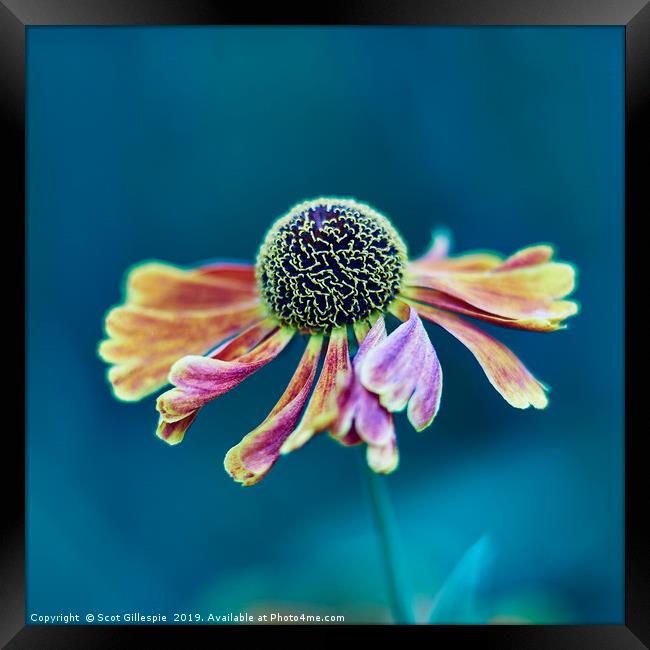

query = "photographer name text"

[{"left": 29, "top": 611, "right": 345, "bottom": 624}]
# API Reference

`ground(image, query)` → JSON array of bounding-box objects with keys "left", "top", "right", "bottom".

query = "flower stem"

[{"left": 363, "top": 459, "right": 415, "bottom": 623}]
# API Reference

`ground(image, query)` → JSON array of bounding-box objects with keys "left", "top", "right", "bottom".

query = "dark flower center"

[{"left": 256, "top": 198, "right": 407, "bottom": 331}]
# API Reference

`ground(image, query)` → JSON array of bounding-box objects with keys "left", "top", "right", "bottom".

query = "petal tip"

[
  {"left": 156, "top": 431, "right": 184, "bottom": 446},
  {"left": 409, "top": 411, "right": 437, "bottom": 432},
  {"left": 224, "top": 447, "right": 260, "bottom": 486},
  {"left": 108, "top": 385, "right": 140, "bottom": 403},
  {"left": 368, "top": 452, "right": 399, "bottom": 475},
  {"left": 366, "top": 442, "right": 399, "bottom": 474},
  {"left": 106, "top": 368, "right": 153, "bottom": 402},
  {"left": 97, "top": 338, "right": 112, "bottom": 362},
  {"left": 155, "top": 416, "right": 190, "bottom": 446}
]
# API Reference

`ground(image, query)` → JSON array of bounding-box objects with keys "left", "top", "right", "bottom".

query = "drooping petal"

[
  {"left": 355, "top": 314, "right": 388, "bottom": 359},
  {"left": 401, "top": 287, "right": 568, "bottom": 332},
  {"left": 281, "top": 327, "right": 351, "bottom": 454},
  {"left": 99, "top": 302, "right": 264, "bottom": 401},
  {"left": 126, "top": 261, "right": 258, "bottom": 311},
  {"left": 335, "top": 426, "right": 364, "bottom": 447},
  {"left": 328, "top": 322, "right": 373, "bottom": 440},
  {"left": 359, "top": 307, "right": 443, "bottom": 431},
  {"left": 354, "top": 390, "right": 396, "bottom": 444},
  {"left": 155, "top": 411, "right": 198, "bottom": 446},
  {"left": 153, "top": 319, "right": 279, "bottom": 445},
  {"left": 329, "top": 316, "right": 380, "bottom": 441},
  {"left": 410, "top": 300, "right": 548, "bottom": 409},
  {"left": 359, "top": 309, "right": 423, "bottom": 411},
  {"left": 366, "top": 435, "right": 399, "bottom": 474},
  {"left": 405, "top": 261, "right": 577, "bottom": 322},
  {"left": 224, "top": 336, "right": 323, "bottom": 486},
  {"left": 156, "top": 327, "right": 294, "bottom": 423},
  {"left": 330, "top": 317, "right": 395, "bottom": 446},
  {"left": 329, "top": 372, "right": 356, "bottom": 442},
  {"left": 208, "top": 318, "right": 278, "bottom": 360},
  {"left": 351, "top": 320, "right": 400, "bottom": 470},
  {"left": 406, "top": 326, "right": 443, "bottom": 432}
]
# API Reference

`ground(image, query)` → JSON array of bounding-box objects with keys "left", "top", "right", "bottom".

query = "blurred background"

[{"left": 26, "top": 26, "right": 623, "bottom": 624}]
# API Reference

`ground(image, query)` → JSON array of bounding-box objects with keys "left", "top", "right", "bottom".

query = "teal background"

[{"left": 26, "top": 26, "right": 623, "bottom": 623}]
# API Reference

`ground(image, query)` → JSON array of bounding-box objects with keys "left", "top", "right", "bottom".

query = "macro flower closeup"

[{"left": 99, "top": 197, "right": 578, "bottom": 486}]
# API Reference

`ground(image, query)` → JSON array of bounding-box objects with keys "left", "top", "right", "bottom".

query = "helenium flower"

[{"left": 99, "top": 197, "right": 578, "bottom": 486}]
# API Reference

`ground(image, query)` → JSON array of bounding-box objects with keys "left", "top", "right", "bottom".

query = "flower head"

[
  {"left": 99, "top": 197, "right": 578, "bottom": 486},
  {"left": 256, "top": 199, "right": 406, "bottom": 330}
]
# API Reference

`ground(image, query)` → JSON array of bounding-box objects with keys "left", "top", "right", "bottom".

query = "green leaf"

[{"left": 428, "top": 534, "right": 494, "bottom": 623}]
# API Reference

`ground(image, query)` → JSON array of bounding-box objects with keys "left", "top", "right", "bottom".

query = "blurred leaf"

[{"left": 428, "top": 534, "right": 494, "bottom": 623}]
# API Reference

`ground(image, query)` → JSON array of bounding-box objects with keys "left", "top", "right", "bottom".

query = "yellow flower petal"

[
  {"left": 99, "top": 302, "right": 263, "bottom": 401},
  {"left": 408, "top": 300, "right": 549, "bottom": 410}
]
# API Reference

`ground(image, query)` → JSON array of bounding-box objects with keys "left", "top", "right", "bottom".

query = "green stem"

[{"left": 363, "top": 459, "right": 415, "bottom": 623}]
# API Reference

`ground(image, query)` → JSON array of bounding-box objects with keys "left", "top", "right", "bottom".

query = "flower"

[{"left": 99, "top": 197, "right": 578, "bottom": 486}]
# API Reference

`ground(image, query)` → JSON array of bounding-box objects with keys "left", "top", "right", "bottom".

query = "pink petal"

[
  {"left": 224, "top": 336, "right": 323, "bottom": 486},
  {"left": 354, "top": 390, "right": 396, "bottom": 445},
  {"left": 153, "top": 320, "right": 279, "bottom": 445},
  {"left": 156, "top": 327, "right": 293, "bottom": 423},
  {"left": 359, "top": 307, "right": 443, "bottom": 431},
  {"left": 330, "top": 317, "right": 394, "bottom": 446},
  {"left": 208, "top": 318, "right": 278, "bottom": 360},
  {"left": 359, "top": 309, "right": 424, "bottom": 411},
  {"left": 407, "top": 328, "right": 443, "bottom": 432},
  {"left": 333, "top": 425, "right": 364, "bottom": 447}
]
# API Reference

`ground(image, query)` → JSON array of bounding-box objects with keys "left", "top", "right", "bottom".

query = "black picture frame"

[{"left": 3, "top": 1, "right": 647, "bottom": 646}]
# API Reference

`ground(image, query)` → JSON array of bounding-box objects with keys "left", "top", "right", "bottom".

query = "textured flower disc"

[{"left": 256, "top": 198, "right": 407, "bottom": 331}]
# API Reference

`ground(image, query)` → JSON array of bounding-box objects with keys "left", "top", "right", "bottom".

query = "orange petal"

[
  {"left": 126, "top": 261, "right": 258, "bottom": 311},
  {"left": 409, "top": 301, "right": 549, "bottom": 409},
  {"left": 401, "top": 287, "right": 568, "bottom": 332},
  {"left": 405, "top": 261, "right": 577, "bottom": 322},
  {"left": 98, "top": 302, "right": 263, "bottom": 401},
  {"left": 224, "top": 336, "right": 323, "bottom": 486},
  {"left": 280, "top": 327, "right": 351, "bottom": 454}
]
